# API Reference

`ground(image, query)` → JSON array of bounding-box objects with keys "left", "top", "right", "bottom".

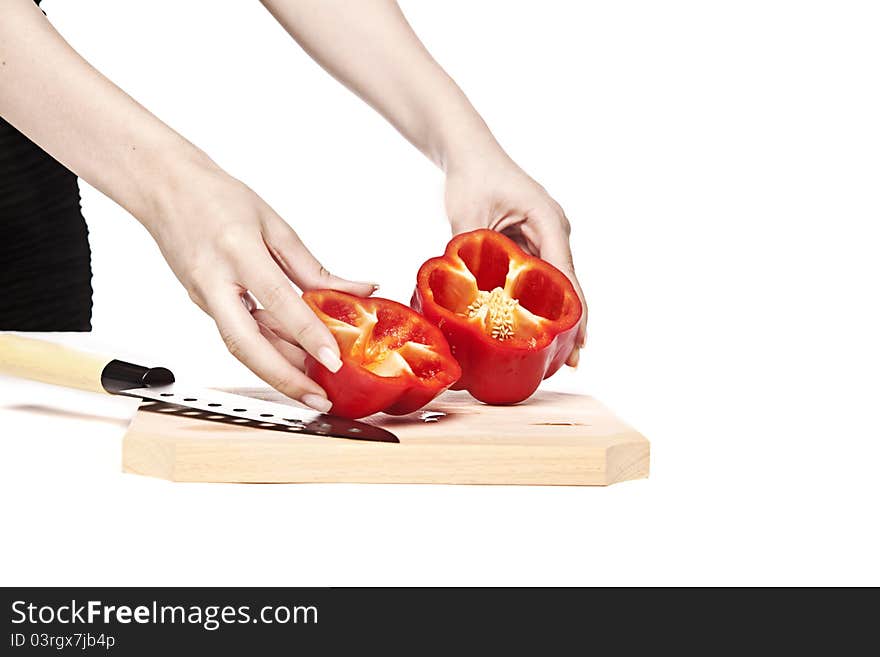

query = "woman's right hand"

[
  {"left": 0, "top": 2, "right": 375, "bottom": 410},
  {"left": 143, "top": 157, "right": 377, "bottom": 412}
]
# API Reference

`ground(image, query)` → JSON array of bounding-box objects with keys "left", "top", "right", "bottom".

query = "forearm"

[
  {"left": 0, "top": 0, "right": 212, "bottom": 225},
  {"left": 260, "top": 0, "right": 505, "bottom": 171}
]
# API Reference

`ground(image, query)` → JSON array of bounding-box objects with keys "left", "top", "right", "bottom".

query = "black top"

[{"left": 0, "top": 0, "right": 93, "bottom": 330}]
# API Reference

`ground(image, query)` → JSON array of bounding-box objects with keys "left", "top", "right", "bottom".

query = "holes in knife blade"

[
  {"left": 183, "top": 398, "right": 197, "bottom": 402},
  {"left": 233, "top": 408, "right": 247, "bottom": 412},
  {"left": 160, "top": 393, "right": 173, "bottom": 397},
  {"left": 259, "top": 413, "right": 273, "bottom": 417},
  {"left": 140, "top": 401, "right": 367, "bottom": 438},
  {"left": 208, "top": 403, "right": 221, "bottom": 407}
]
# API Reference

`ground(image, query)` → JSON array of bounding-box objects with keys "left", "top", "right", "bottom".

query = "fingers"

[
  {"left": 544, "top": 238, "right": 587, "bottom": 352},
  {"left": 203, "top": 285, "right": 332, "bottom": 412},
  {"left": 252, "top": 308, "right": 307, "bottom": 371},
  {"left": 494, "top": 214, "right": 541, "bottom": 256},
  {"left": 240, "top": 259, "right": 344, "bottom": 374},
  {"left": 263, "top": 214, "right": 378, "bottom": 297},
  {"left": 530, "top": 213, "right": 588, "bottom": 365}
]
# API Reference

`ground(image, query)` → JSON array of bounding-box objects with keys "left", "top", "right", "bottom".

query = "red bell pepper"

[
  {"left": 412, "top": 229, "right": 582, "bottom": 404},
  {"left": 303, "top": 290, "right": 461, "bottom": 419}
]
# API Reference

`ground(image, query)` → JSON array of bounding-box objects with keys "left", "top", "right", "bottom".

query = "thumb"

[
  {"left": 264, "top": 213, "right": 379, "bottom": 297},
  {"left": 309, "top": 271, "right": 379, "bottom": 298}
]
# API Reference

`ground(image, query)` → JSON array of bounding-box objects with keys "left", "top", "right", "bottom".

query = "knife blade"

[
  {"left": 123, "top": 383, "right": 398, "bottom": 443},
  {"left": 0, "top": 334, "right": 399, "bottom": 443}
]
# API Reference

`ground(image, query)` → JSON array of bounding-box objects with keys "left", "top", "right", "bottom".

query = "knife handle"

[{"left": 0, "top": 334, "right": 174, "bottom": 394}]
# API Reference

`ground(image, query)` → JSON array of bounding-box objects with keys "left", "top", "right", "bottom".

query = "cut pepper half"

[
  {"left": 412, "top": 229, "right": 582, "bottom": 404},
  {"left": 304, "top": 290, "right": 461, "bottom": 419}
]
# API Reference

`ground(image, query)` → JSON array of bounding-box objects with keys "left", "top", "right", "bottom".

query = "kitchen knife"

[{"left": 0, "top": 334, "right": 398, "bottom": 443}]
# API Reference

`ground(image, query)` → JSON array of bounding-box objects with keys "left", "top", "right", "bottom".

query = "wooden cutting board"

[{"left": 122, "top": 390, "right": 649, "bottom": 486}]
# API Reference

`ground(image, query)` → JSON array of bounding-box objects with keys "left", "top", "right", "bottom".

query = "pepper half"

[
  {"left": 303, "top": 290, "right": 461, "bottom": 419},
  {"left": 412, "top": 229, "right": 582, "bottom": 404}
]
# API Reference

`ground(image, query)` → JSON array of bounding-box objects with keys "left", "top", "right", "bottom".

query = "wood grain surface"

[
  {"left": 0, "top": 334, "right": 112, "bottom": 394},
  {"left": 122, "top": 389, "right": 650, "bottom": 486}
]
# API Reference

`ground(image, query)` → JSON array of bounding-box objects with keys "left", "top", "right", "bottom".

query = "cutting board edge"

[{"left": 122, "top": 433, "right": 650, "bottom": 486}]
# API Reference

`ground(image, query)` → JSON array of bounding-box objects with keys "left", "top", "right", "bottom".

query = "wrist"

[
  {"left": 430, "top": 116, "right": 506, "bottom": 175},
  {"left": 442, "top": 134, "right": 521, "bottom": 184},
  {"left": 443, "top": 133, "right": 504, "bottom": 174},
  {"left": 133, "top": 141, "right": 224, "bottom": 231},
  {"left": 409, "top": 81, "right": 508, "bottom": 174}
]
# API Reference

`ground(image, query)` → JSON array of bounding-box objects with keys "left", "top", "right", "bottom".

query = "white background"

[{"left": 1, "top": 0, "right": 878, "bottom": 585}]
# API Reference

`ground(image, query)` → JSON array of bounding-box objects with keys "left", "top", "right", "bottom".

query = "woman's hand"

[
  {"left": 444, "top": 150, "right": 587, "bottom": 367},
  {"left": 0, "top": 2, "right": 376, "bottom": 408},
  {"left": 145, "top": 159, "right": 377, "bottom": 411},
  {"left": 261, "top": 0, "right": 586, "bottom": 363}
]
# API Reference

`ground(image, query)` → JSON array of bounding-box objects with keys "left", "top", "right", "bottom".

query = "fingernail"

[
  {"left": 302, "top": 393, "right": 332, "bottom": 413},
  {"left": 317, "top": 346, "right": 343, "bottom": 373}
]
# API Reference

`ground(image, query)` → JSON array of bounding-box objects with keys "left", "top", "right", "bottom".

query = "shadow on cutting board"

[{"left": 4, "top": 403, "right": 131, "bottom": 427}]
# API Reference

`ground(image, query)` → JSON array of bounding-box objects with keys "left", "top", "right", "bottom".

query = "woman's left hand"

[{"left": 444, "top": 150, "right": 587, "bottom": 367}]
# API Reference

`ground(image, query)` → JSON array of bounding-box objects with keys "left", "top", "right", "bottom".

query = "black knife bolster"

[{"left": 100, "top": 359, "right": 175, "bottom": 393}]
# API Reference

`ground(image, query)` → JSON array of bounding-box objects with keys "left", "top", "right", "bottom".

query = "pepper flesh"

[
  {"left": 412, "top": 229, "right": 582, "bottom": 404},
  {"left": 304, "top": 290, "right": 461, "bottom": 419}
]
